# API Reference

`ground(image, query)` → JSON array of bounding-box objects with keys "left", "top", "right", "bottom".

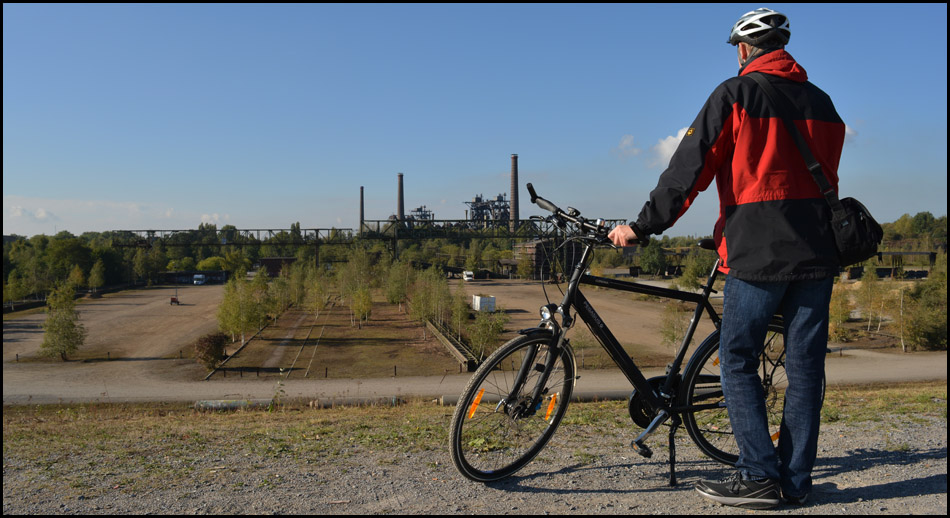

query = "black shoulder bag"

[{"left": 749, "top": 72, "right": 883, "bottom": 267}]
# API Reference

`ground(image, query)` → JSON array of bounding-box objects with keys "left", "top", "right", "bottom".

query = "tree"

[
  {"left": 678, "top": 249, "right": 716, "bottom": 290},
  {"left": 659, "top": 300, "right": 690, "bottom": 350},
  {"left": 516, "top": 250, "right": 534, "bottom": 280},
  {"left": 468, "top": 309, "right": 509, "bottom": 361},
  {"left": 251, "top": 267, "right": 272, "bottom": 329},
  {"left": 386, "top": 260, "right": 413, "bottom": 310},
  {"left": 304, "top": 266, "right": 329, "bottom": 319},
  {"left": 905, "top": 252, "right": 947, "bottom": 350},
  {"left": 196, "top": 256, "right": 226, "bottom": 271},
  {"left": 40, "top": 283, "right": 87, "bottom": 361},
  {"left": 46, "top": 238, "right": 93, "bottom": 282},
  {"left": 337, "top": 246, "right": 375, "bottom": 326},
  {"left": 285, "top": 263, "right": 307, "bottom": 308},
  {"left": 450, "top": 279, "right": 470, "bottom": 341},
  {"left": 166, "top": 257, "right": 197, "bottom": 271},
  {"left": 267, "top": 270, "right": 291, "bottom": 319},
  {"left": 352, "top": 286, "right": 373, "bottom": 329},
  {"left": 87, "top": 259, "right": 106, "bottom": 296},
  {"left": 827, "top": 282, "right": 853, "bottom": 342},
  {"left": 639, "top": 244, "right": 667, "bottom": 277},
  {"left": 858, "top": 258, "right": 883, "bottom": 332},
  {"left": 217, "top": 276, "right": 264, "bottom": 346},
  {"left": 4, "top": 269, "right": 31, "bottom": 309},
  {"left": 133, "top": 246, "right": 166, "bottom": 285},
  {"left": 66, "top": 265, "right": 85, "bottom": 290},
  {"left": 222, "top": 249, "right": 251, "bottom": 276}
]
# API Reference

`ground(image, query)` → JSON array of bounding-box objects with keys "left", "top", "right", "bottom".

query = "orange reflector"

[
  {"left": 467, "top": 388, "right": 485, "bottom": 419},
  {"left": 544, "top": 393, "right": 558, "bottom": 421},
  {"left": 713, "top": 357, "right": 720, "bottom": 367},
  {"left": 771, "top": 431, "right": 780, "bottom": 442}
]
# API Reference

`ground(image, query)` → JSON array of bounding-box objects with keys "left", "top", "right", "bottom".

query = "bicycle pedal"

[{"left": 631, "top": 440, "right": 653, "bottom": 458}]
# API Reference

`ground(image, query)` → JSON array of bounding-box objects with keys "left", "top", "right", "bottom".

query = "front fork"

[{"left": 504, "top": 330, "right": 566, "bottom": 419}]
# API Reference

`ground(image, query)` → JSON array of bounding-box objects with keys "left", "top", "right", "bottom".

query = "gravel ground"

[{"left": 3, "top": 407, "right": 945, "bottom": 515}]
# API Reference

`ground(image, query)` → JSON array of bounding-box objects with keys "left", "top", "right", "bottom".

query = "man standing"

[{"left": 609, "top": 8, "right": 845, "bottom": 509}]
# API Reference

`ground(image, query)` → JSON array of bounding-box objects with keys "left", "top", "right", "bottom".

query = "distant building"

[{"left": 258, "top": 257, "right": 297, "bottom": 277}]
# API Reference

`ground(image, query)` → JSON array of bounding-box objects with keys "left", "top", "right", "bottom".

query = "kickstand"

[{"left": 668, "top": 418, "right": 681, "bottom": 487}]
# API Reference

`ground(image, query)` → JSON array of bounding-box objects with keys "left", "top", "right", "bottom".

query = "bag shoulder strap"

[{"left": 747, "top": 72, "right": 844, "bottom": 212}]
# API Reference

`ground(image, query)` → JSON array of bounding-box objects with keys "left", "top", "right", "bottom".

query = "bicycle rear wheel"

[
  {"left": 680, "top": 324, "right": 824, "bottom": 466},
  {"left": 449, "top": 332, "right": 575, "bottom": 482}
]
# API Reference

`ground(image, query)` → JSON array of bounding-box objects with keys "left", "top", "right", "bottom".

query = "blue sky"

[{"left": 3, "top": 3, "right": 947, "bottom": 238}]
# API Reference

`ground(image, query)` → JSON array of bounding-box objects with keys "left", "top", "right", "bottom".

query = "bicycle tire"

[
  {"left": 449, "top": 332, "right": 575, "bottom": 482},
  {"left": 680, "top": 324, "right": 825, "bottom": 466}
]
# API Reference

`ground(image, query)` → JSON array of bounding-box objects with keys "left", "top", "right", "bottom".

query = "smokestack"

[
  {"left": 397, "top": 173, "right": 405, "bottom": 221},
  {"left": 359, "top": 186, "right": 364, "bottom": 236},
  {"left": 510, "top": 154, "right": 519, "bottom": 232}
]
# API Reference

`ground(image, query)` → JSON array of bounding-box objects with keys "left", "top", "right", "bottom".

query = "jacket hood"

[{"left": 739, "top": 49, "right": 808, "bottom": 82}]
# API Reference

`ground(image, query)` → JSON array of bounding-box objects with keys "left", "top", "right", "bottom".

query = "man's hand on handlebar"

[{"left": 608, "top": 225, "right": 639, "bottom": 247}]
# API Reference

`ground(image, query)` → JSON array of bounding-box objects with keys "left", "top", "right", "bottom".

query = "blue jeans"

[{"left": 719, "top": 275, "right": 834, "bottom": 498}]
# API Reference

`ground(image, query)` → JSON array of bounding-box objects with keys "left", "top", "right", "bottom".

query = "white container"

[{"left": 472, "top": 295, "right": 495, "bottom": 312}]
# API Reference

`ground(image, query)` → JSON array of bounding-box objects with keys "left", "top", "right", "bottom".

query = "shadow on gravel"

[
  {"left": 483, "top": 459, "right": 713, "bottom": 495},
  {"left": 813, "top": 446, "right": 948, "bottom": 503},
  {"left": 480, "top": 446, "right": 947, "bottom": 505}
]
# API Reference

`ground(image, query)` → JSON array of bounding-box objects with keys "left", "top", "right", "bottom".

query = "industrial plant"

[{"left": 360, "top": 154, "right": 523, "bottom": 233}]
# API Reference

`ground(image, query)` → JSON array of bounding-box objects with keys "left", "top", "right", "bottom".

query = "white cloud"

[
  {"left": 614, "top": 134, "right": 642, "bottom": 158},
  {"left": 6, "top": 204, "right": 59, "bottom": 225},
  {"left": 845, "top": 124, "right": 857, "bottom": 143},
  {"left": 651, "top": 127, "right": 689, "bottom": 168},
  {"left": 3, "top": 195, "right": 197, "bottom": 236}
]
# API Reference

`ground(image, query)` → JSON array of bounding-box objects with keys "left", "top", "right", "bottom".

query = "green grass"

[{"left": 821, "top": 381, "right": 948, "bottom": 423}]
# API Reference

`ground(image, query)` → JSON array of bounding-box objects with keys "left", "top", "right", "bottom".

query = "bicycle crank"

[
  {"left": 627, "top": 376, "right": 668, "bottom": 428},
  {"left": 630, "top": 409, "right": 670, "bottom": 458}
]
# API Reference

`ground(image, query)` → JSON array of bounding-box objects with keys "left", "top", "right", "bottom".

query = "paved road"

[{"left": 3, "top": 347, "right": 945, "bottom": 406}]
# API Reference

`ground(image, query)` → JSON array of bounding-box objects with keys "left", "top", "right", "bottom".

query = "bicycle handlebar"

[{"left": 527, "top": 182, "right": 642, "bottom": 245}]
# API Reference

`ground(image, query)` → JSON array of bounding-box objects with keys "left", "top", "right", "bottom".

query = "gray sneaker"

[
  {"left": 695, "top": 473, "right": 780, "bottom": 510},
  {"left": 783, "top": 492, "right": 808, "bottom": 506}
]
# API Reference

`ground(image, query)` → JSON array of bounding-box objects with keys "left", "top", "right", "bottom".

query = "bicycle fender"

[
  {"left": 681, "top": 329, "right": 720, "bottom": 384},
  {"left": 517, "top": 327, "right": 555, "bottom": 337}
]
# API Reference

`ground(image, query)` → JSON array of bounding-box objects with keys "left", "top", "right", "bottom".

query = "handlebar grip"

[
  {"left": 535, "top": 197, "right": 559, "bottom": 214},
  {"left": 526, "top": 183, "right": 560, "bottom": 214}
]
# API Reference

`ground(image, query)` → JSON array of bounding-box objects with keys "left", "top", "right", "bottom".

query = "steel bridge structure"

[
  {"left": 110, "top": 217, "right": 628, "bottom": 267},
  {"left": 114, "top": 218, "right": 627, "bottom": 248}
]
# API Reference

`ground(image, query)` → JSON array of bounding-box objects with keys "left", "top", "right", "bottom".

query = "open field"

[
  {"left": 1, "top": 277, "right": 692, "bottom": 399},
  {"left": 3, "top": 277, "right": 946, "bottom": 406},
  {"left": 216, "top": 300, "right": 460, "bottom": 380}
]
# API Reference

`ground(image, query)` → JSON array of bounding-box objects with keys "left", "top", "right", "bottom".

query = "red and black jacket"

[{"left": 634, "top": 50, "right": 846, "bottom": 281}]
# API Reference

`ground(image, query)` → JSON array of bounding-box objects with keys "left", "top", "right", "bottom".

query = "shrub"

[{"left": 194, "top": 332, "right": 229, "bottom": 371}]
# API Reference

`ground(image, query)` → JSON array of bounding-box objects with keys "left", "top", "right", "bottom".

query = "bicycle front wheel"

[
  {"left": 449, "top": 332, "right": 575, "bottom": 482},
  {"left": 681, "top": 324, "right": 823, "bottom": 466}
]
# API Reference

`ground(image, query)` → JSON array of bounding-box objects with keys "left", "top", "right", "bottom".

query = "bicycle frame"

[
  {"left": 508, "top": 235, "right": 723, "bottom": 435},
  {"left": 453, "top": 183, "right": 803, "bottom": 486}
]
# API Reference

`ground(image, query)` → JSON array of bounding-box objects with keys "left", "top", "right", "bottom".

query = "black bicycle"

[{"left": 449, "top": 183, "right": 819, "bottom": 485}]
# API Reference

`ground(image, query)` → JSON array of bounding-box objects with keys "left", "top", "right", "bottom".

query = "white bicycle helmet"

[{"left": 728, "top": 8, "right": 790, "bottom": 47}]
